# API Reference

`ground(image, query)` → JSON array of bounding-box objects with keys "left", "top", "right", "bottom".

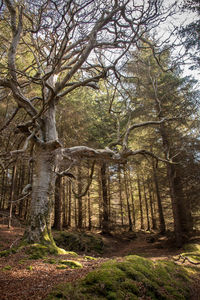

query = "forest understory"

[{"left": 0, "top": 223, "right": 200, "bottom": 300}]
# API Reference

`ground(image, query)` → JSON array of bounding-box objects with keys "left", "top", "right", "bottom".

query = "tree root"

[{"left": 174, "top": 254, "right": 200, "bottom": 265}]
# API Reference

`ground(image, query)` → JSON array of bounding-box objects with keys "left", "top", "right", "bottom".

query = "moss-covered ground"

[
  {"left": 0, "top": 226, "right": 200, "bottom": 300},
  {"left": 46, "top": 254, "right": 198, "bottom": 300}
]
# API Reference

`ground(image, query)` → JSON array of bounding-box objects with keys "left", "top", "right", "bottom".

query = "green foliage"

[
  {"left": 54, "top": 231, "right": 104, "bottom": 254},
  {"left": 46, "top": 255, "right": 193, "bottom": 300}
]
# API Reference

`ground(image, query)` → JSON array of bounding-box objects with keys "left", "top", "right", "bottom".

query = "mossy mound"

[
  {"left": 46, "top": 255, "right": 193, "bottom": 300},
  {"left": 25, "top": 243, "right": 67, "bottom": 259},
  {"left": 54, "top": 231, "right": 104, "bottom": 254},
  {"left": 181, "top": 243, "right": 200, "bottom": 263}
]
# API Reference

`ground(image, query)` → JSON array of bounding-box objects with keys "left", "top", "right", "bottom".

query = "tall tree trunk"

[
  {"left": 8, "top": 164, "right": 17, "bottom": 228},
  {"left": 128, "top": 167, "right": 136, "bottom": 228},
  {"left": 24, "top": 105, "right": 59, "bottom": 245},
  {"left": 88, "top": 189, "right": 92, "bottom": 230},
  {"left": 77, "top": 165, "right": 83, "bottom": 229},
  {"left": 101, "top": 162, "right": 110, "bottom": 234},
  {"left": 137, "top": 174, "right": 144, "bottom": 230},
  {"left": 53, "top": 175, "right": 63, "bottom": 231},
  {"left": 124, "top": 166, "right": 132, "bottom": 232},
  {"left": 147, "top": 179, "right": 157, "bottom": 230},
  {"left": 117, "top": 165, "right": 124, "bottom": 226},
  {"left": 68, "top": 181, "right": 72, "bottom": 228},
  {"left": 152, "top": 160, "right": 166, "bottom": 233},
  {"left": 142, "top": 177, "right": 150, "bottom": 231}
]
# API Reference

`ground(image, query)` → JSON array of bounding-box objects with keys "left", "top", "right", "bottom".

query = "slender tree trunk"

[
  {"left": 101, "top": 162, "right": 110, "bottom": 234},
  {"left": 8, "top": 164, "right": 17, "bottom": 228},
  {"left": 88, "top": 189, "right": 92, "bottom": 230},
  {"left": 147, "top": 179, "right": 157, "bottom": 230},
  {"left": 142, "top": 177, "right": 150, "bottom": 231},
  {"left": 98, "top": 169, "right": 102, "bottom": 229},
  {"left": 117, "top": 165, "right": 124, "bottom": 226},
  {"left": 124, "top": 166, "right": 132, "bottom": 231},
  {"left": 68, "top": 181, "right": 72, "bottom": 228},
  {"left": 128, "top": 167, "right": 136, "bottom": 228},
  {"left": 63, "top": 178, "right": 67, "bottom": 228},
  {"left": 152, "top": 161, "right": 166, "bottom": 233},
  {"left": 53, "top": 175, "right": 63, "bottom": 231},
  {"left": 137, "top": 174, "right": 144, "bottom": 230},
  {"left": 18, "top": 164, "right": 25, "bottom": 218},
  {"left": 77, "top": 165, "right": 83, "bottom": 229}
]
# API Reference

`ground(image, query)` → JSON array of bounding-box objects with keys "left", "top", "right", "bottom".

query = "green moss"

[
  {"left": 54, "top": 231, "right": 104, "bottom": 254},
  {"left": 183, "top": 243, "right": 200, "bottom": 252},
  {"left": 0, "top": 248, "right": 17, "bottom": 257},
  {"left": 46, "top": 255, "right": 193, "bottom": 300},
  {"left": 44, "top": 258, "right": 57, "bottom": 264},
  {"left": 56, "top": 264, "right": 67, "bottom": 270},
  {"left": 25, "top": 243, "right": 68, "bottom": 259},
  {"left": 3, "top": 265, "right": 12, "bottom": 270},
  {"left": 58, "top": 260, "right": 83, "bottom": 269},
  {"left": 84, "top": 256, "right": 97, "bottom": 261},
  {"left": 26, "top": 265, "right": 34, "bottom": 271}
]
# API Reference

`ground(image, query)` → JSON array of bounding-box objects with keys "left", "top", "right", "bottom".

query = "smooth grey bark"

[{"left": 24, "top": 105, "right": 59, "bottom": 244}]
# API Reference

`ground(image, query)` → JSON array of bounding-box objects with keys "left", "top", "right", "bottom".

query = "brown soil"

[{"left": 0, "top": 225, "right": 199, "bottom": 300}]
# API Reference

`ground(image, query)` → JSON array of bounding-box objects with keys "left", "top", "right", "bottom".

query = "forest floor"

[{"left": 0, "top": 224, "right": 200, "bottom": 300}]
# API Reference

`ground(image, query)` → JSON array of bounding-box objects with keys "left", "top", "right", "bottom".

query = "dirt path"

[{"left": 0, "top": 225, "right": 199, "bottom": 300}]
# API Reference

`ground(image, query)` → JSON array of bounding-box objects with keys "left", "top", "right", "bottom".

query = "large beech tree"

[{"left": 0, "top": 0, "right": 173, "bottom": 245}]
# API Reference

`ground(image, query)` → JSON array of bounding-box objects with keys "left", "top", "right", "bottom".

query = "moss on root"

[{"left": 46, "top": 255, "right": 195, "bottom": 300}]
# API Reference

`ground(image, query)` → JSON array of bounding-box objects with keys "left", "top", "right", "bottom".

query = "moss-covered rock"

[
  {"left": 46, "top": 255, "right": 194, "bottom": 300},
  {"left": 54, "top": 231, "right": 104, "bottom": 254}
]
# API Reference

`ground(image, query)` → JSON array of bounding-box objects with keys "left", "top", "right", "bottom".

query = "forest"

[{"left": 0, "top": 0, "right": 200, "bottom": 299}]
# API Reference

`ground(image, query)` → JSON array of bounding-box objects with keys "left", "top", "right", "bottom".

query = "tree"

[
  {"left": 122, "top": 41, "right": 199, "bottom": 245},
  {"left": 0, "top": 0, "right": 174, "bottom": 247},
  {"left": 180, "top": 0, "right": 200, "bottom": 68}
]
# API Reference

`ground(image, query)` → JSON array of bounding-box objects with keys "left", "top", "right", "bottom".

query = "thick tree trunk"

[
  {"left": 24, "top": 147, "right": 57, "bottom": 244},
  {"left": 24, "top": 105, "right": 59, "bottom": 245}
]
